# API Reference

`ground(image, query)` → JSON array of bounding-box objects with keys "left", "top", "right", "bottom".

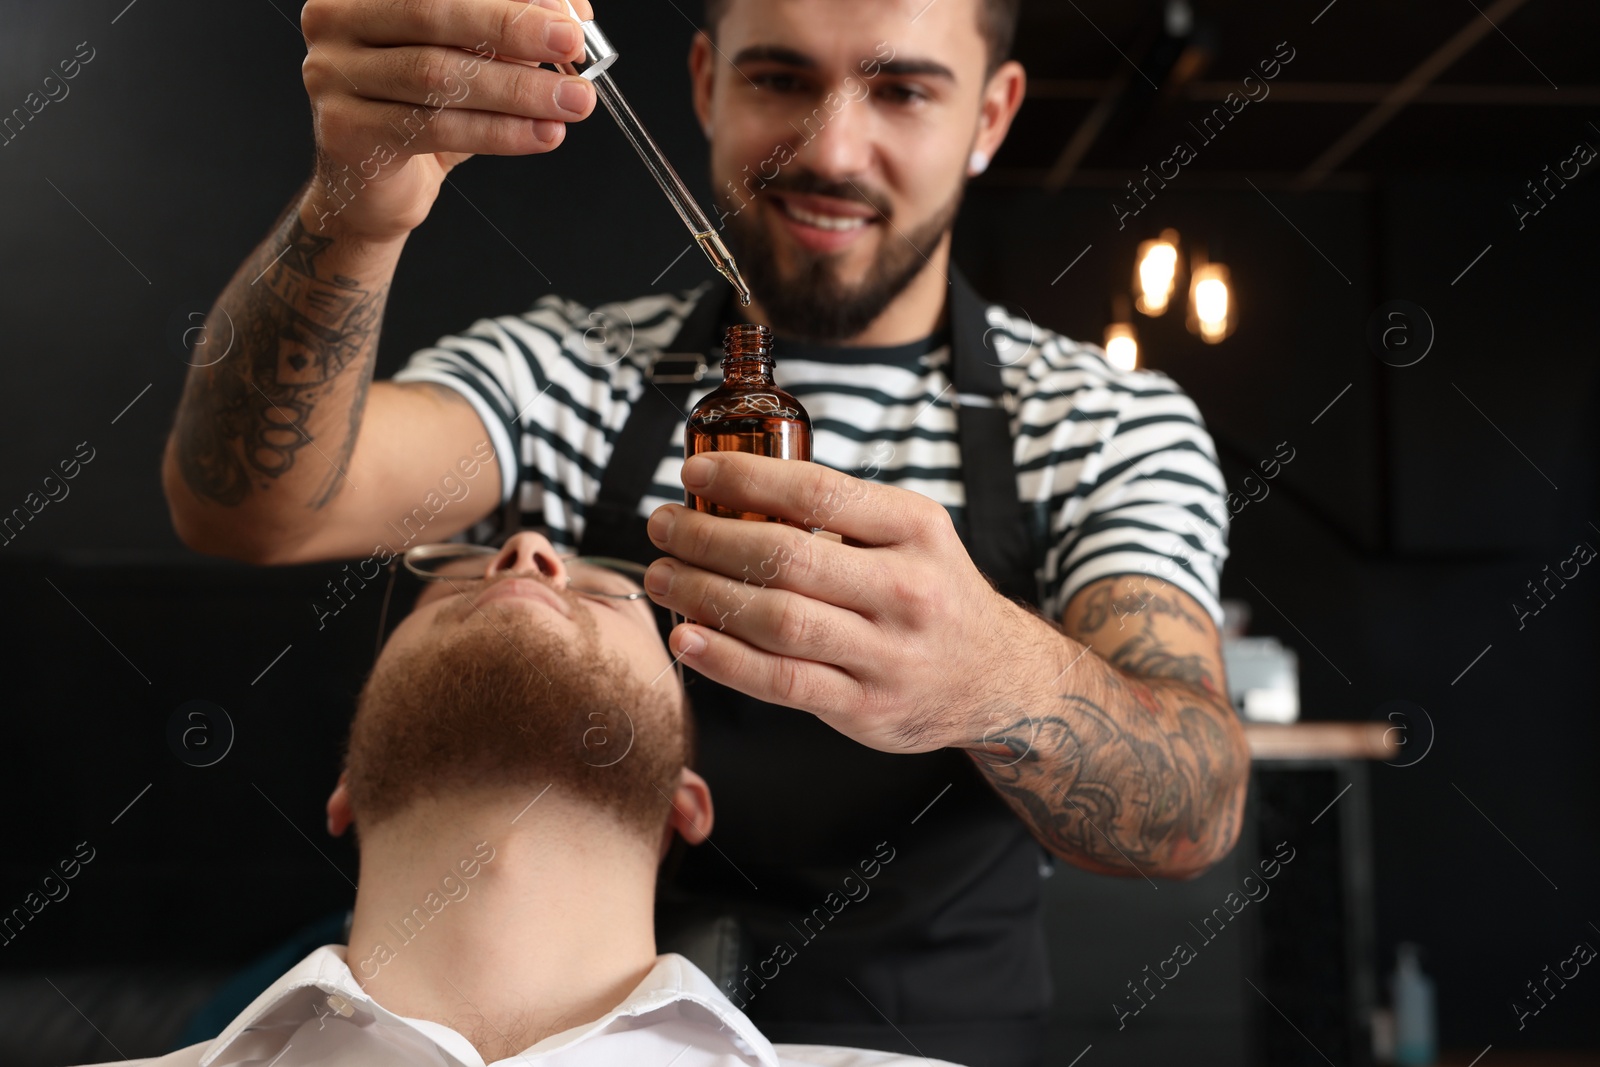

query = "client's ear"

[
  {"left": 326, "top": 771, "right": 354, "bottom": 838},
  {"left": 663, "top": 767, "right": 714, "bottom": 853}
]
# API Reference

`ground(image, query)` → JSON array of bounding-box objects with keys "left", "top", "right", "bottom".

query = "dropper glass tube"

[{"left": 556, "top": 8, "right": 752, "bottom": 307}]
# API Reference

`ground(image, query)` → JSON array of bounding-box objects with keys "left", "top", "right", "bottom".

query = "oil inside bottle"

[{"left": 685, "top": 324, "right": 812, "bottom": 521}]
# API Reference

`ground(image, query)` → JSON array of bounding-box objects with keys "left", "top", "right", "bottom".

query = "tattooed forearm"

[
  {"left": 964, "top": 574, "right": 1247, "bottom": 876},
  {"left": 172, "top": 205, "right": 389, "bottom": 507},
  {"left": 973, "top": 678, "right": 1247, "bottom": 877}
]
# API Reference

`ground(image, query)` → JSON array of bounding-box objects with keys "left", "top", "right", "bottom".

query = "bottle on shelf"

[{"left": 1392, "top": 941, "right": 1436, "bottom": 1066}]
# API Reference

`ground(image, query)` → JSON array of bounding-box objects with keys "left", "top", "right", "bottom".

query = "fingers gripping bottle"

[{"left": 684, "top": 324, "right": 812, "bottom": 521}]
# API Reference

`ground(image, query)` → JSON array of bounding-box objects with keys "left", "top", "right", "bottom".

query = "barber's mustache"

[{"left": 758, "top": 170, "right": 891, "bottom": 220}]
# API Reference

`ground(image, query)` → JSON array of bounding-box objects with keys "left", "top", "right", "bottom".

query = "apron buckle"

[{"left": 651, "top": 352, "right": 709, "bottom": 384}]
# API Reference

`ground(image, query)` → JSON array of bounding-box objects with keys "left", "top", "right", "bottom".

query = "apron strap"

[
  {"left": 581, "top": 285, "right": 731, "bottom": 560},
  {"left": 948, "top": 267, "right": 1037, "bottom": 603}
]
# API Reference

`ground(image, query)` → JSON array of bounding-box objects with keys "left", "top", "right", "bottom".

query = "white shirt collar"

[{"left": 199, "top": 944, "right": 782, "bottom": 1067}]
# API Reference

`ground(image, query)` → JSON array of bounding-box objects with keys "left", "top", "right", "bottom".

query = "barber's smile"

[{"left": 767, "top": 192, "right": 882, "bottom": 253}]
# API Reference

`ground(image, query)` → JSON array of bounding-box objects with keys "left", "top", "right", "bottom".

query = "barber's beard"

[
  {"left": 725, "top": 172, "right": 964, "bottom": 344},
  {"left": 344, "top": 604, "right": 684, "bottom": 838}
]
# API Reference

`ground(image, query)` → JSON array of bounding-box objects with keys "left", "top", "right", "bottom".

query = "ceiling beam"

[
  {"left": 985, "top": 168, "right": 1375, "bottom": 192},
  {"left": 1293, "top": 0, "right": 1536, "bottom": 190},
  {"left": 1041, "top": 67, "right": 1133, "bottom": 192},
  {"left": 1025, "top": 80, "right": 1594, "bottom": 105}
]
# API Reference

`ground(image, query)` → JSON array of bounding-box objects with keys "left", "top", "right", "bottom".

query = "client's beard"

[
  {"left": 725, "top": 170, "right": 965, "bottom": 344},
  {"left": 343, "top": 605, "right": 684, "bottom": 838}
]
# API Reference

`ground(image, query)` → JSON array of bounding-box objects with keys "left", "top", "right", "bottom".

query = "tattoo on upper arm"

[
  {"left": 1077, "top": 581, "right": 1206, "bottom": 635},
  {"left": 175, "top": 216, "right": 388, "bottom": 507},
  {"left": 1075, "top": 580, "right": 1218, "bottom": 691},
  {"left": 1108, "top": 631, "right": 1214, "bottom": 690}
]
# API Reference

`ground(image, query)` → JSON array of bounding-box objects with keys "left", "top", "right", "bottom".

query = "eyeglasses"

[
  {"left": 373, "top": 543, "right": 677, "bottom": 671},
  {"left": 402, "top": 543, "right": 650, "bottom": 600}
]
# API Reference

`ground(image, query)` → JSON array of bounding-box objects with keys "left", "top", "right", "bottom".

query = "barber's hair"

[{"left": 700, "top": 0, "right": 1021, "bottom": 76}]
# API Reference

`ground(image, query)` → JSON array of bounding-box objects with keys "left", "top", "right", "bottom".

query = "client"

[{"left": 76, "top": 532, "right": 958, "bottom": 1066}]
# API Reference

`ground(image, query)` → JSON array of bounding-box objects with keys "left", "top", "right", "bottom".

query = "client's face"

[{"left": 343, "top": 533, "right": 685, "bottom": 836}]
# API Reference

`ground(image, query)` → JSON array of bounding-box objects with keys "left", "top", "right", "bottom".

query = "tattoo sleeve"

[
  {"left": 969, "top": 579, "right": 1249, "bottom": 878},
  {"left": 171, "top": 196, "right": 392, "bottom": 509},
  {"left": 1075, "top": 582, "right": 1217, "bottom": 691}
]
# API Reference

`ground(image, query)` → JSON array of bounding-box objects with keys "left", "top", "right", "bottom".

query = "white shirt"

[{"left": 73, "top": 945, "right": 963, "bottom": 1067}]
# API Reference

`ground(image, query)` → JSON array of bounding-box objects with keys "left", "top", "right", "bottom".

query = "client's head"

[{"left": 334, "top": 532, "right": 710, "bottom": 859}]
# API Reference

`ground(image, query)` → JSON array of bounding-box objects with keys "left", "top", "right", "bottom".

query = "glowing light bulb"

[
  {"left": 1185, "top": 261, "right": 1235, "bottom": 343},
  {"left": 1195, "top": 278, "right": 1228, "bottom": 329},
  {"left": 1134, "top": 228, "right": 1181, "bottom": 317},
  {"left": 1104, "top": 322, "right": 1139, "bottom": 371}
]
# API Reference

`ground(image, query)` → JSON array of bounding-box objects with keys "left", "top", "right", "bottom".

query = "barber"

[{"left": 161, "top": 1, "right": 1250, "bottom": 1063}]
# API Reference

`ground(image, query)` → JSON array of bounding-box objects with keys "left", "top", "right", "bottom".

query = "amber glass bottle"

[{"left": 684, "top": 324, "right": 812, "bottom": 520}]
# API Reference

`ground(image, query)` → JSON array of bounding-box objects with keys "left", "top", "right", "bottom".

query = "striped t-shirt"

[{"left": 393, "top": 285, "right": 1229, "bottom": 625}]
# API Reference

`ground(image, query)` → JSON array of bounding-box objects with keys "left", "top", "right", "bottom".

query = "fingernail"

[
  {"left": 545, "top": 18, "right": 579, "bottom": 56},
  {"left": 557, "top": 78, "right": 592, "bottom": 114},
  {"left": 535, "top": 0, "right": 566, "bottom": 9},
  {"left": 644, "top": 560, "right": 673, "bottom": 596},
  {"left": 682, "top": 454, "right": 714, "bottom": 490},
  {"left": 676, "top": 628, "right": 707, "bottom": 657},
  {"left": 532, "top": 118, "right": 563, "bottom": 143},
  {"left": 647, "top": 507, "right": 675, "bottom": 544}
]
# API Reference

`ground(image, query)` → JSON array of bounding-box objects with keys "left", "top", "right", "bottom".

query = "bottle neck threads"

[{"left": 722, "top": 323, "right": 774, "bottom": 382}]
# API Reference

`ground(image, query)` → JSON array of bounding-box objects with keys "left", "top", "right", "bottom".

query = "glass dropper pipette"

[{"left": 556, "top": 6, "right": 752, "bottom": 307}]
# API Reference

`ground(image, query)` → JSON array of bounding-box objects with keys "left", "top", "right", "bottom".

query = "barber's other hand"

[
  {"left": 299, "top": 0, "right": 598, "bottom": 241},
  {"left": 643, "top": 453, "right": 1042, "bottom": 755}
]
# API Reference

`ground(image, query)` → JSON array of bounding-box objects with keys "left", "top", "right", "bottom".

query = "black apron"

[{"left": 580, "top": 269, "right": 1050, "bottom": 1067}]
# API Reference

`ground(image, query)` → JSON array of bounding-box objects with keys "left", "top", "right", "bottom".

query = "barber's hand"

[
  {"left": 299, "top": 0, "right": 598, "bottom": 240},
  {"left": 643, "top": 453, "right": 1041, "bottom": 754}
]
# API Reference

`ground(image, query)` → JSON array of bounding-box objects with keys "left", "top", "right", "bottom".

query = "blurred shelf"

[
  {"left": 1246, "top": 721, "right": 1397, "bottom": 761},
  {"left": 1436, "top": 1054, "right": 1600, "bottom": 1066}
]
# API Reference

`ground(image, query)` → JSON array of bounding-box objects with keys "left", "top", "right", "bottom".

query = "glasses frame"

[{"left": 401, "top": 543, "right": 651, "bottom": 599}]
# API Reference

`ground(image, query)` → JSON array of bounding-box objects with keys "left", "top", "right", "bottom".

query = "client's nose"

[{"left": 484, "top": 532, "right": 569, "bottom": 586}]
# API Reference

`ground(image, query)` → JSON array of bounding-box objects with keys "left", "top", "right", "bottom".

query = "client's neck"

[{"left": 345, "top": 792, "right": 661, "bottom": 1062}]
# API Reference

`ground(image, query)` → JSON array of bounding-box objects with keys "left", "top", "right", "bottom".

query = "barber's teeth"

[{"left": 780, "top": 200, "right": 869, "bottom": 231}]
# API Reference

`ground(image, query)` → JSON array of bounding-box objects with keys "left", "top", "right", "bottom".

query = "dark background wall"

[{"left": 2, "top": 0, "right": 1596, "bottom": 1063}]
